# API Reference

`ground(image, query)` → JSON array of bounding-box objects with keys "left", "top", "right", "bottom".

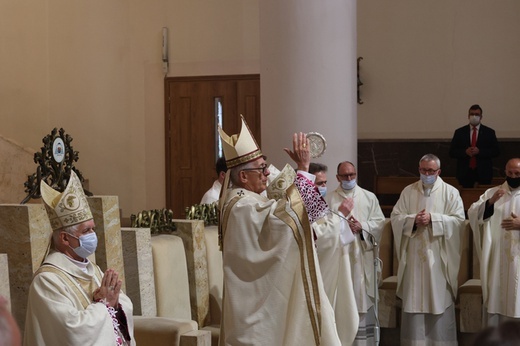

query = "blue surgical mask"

[
  {"left": 318, "top": 186, "right": 327, "bottom": 197},
  {"left": 341, "top": 179, "right": 357, "bottom": 191},
  {"left": 420, "top": 174, "right": 437, "bottom": 186},
  {"left": 68, "top": 232, "right": 98, "bottom": 259}
]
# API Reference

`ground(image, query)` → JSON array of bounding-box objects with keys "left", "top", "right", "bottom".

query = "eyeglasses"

[
  {"left": 469, "top": 113, "right": 481, "bottom": 116},
  {"left": 241, "top": 165, "right": 269, "bottom": 175},
  {"left": 419, "top": 168, "right": 439, "bottom": 175},
  {"left": 337, "top": 173, "right": 357, "bottom": 179}
]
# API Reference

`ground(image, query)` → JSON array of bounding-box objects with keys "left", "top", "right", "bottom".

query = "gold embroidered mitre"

[
  {"left": 40, "top": 170, "right": 93, "bottom": 231},
  {"left": 266, "top": 164, "right": 297, "bottom": 201},
  {"left": 218, "top": 115, "right": 263, "bottom": 168}
]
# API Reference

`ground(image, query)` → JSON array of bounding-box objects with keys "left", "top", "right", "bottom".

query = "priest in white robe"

[
  {"left": 391, "top": 154, "right": 464, "bottom": 346},
  {"left": 307, "top": 163, "right": 359, "bottom": 346},
  {"left": 328, "top": 161, "right": 385, "bottom": 346},
  {"left": 24, "top": 171, "right": 135, "bottom": 346},
  {"left": 218, "top": 117, "right": 341, "bottom": 346},
  {"left": 468, "top": 157, "right": 520, "bottom": 326}
]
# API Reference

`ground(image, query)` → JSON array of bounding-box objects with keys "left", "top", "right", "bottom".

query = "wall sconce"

[
  {"left": 162, "top": 27, "right": 169, "bottom": 75},
  {"left": 357, "top": 57, "right": 363, "bottom": 104}
]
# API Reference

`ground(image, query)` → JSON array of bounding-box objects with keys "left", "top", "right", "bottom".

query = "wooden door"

[{"left": 165, "top": 75, "right": 260, "bottom": 218}]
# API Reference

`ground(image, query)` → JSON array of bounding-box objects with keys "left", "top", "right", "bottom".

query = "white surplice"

[
  {"left": 468, "top": 182, "right": 520, "bottom": 318},
  {"left": 200, "top": 179, "right": 222, "bottom": 204}
]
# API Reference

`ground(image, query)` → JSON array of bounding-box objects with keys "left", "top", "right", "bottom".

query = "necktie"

[{"left": 470, "top": 126, "right": 477, "bottom": 169}]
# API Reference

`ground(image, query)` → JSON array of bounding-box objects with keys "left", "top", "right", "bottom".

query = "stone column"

[
  {"left": 121, "top": 227, "right": 156, "bottom": 317},
  {"left": 0, "top": 254, "right": 11, "bottom": 310},
  {"left": 175, "top": 220, "right": 210, "bottom": 328},
  {"left": 0, "top": 204, "right": 52, "bottom": 329},
  {"left": 88, "top": 196, "right": 126, "bottom": 291},
  {"left": 260, "top": 0, "right": 358, "bottom": 171}
]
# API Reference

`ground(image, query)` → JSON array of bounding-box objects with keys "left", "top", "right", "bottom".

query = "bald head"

[{"left": 506, "top": 158, "right": 520, "bottom": 176}]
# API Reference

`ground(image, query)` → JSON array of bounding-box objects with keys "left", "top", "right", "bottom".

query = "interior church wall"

[
  {"left": 0, "top": 0, "right": 260, "bottom": 217},
  {"left": 357, "top": 0, "right": 520, "bottom": 140},
  {"left": 1, "top": 1, "right": 519, "bottom": 217}
]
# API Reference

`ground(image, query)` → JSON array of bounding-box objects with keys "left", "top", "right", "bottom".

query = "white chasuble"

[
  {"left": 24, "top": 251, "right": 135, "bottom": 346},
  {"left": 391, "top": 177, "right": 464, "bottom": 314},
  {"left": 329, "top": 185, "right": 385, "bottom": 313},
  {"left": 219, "top": 185, "right": 340, "bottom": 346},
  {"left": 468, "top": 183, "right": 520, "bottom": 317}
]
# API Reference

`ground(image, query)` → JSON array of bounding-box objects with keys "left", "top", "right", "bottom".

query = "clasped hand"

[
  {"left": 93, "top": 269, "right": 122, "bottom": 308},
  {"left": 415, "top": 209, "right": 431, "bottom": 227},
  {"left": 466, "top": 146, "right": 479, "bottom": 157}
]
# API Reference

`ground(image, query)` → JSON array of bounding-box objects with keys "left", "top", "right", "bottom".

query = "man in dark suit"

[{"left": 449, "top": 104, "right": 500, "bottom": 188}]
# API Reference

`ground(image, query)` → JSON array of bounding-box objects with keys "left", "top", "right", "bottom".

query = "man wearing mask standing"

[
  {"left": 468, "top": 158, "right": 520, "bottom": 327},
  {"left": 391, "top": 154, "right": 465, "bottom": 346},
  {"left": 24, "top": 171, "right": 134, "bottom": 346},
  {"left": 327, "top": 161, "right": 385, "bottom": 345},
  {"left": 309, "top": 162, "right": 328, "bottom": 198},
  {"left": 449, "top": 104, "right": 500, "bottom": 188}
]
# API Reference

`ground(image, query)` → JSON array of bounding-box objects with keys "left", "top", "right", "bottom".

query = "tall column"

[{"left": 260, "top": 1, "right": 358, "bottom": 172}]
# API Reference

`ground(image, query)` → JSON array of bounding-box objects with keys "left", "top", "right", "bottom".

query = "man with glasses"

[
  {"left": 217, "top": 116, "right": 342, "bottom": 346},
  {"left": 449, "top": 104, "right": 500, "bottom": 188},
  {"left": 468, "top": 158, "right": 520, "bottom": 327},
  {"left": 322, "top": 161, "right": 385, "bottom": 346},
  {"left": 391, "top": 154, "right": 464, "bottom": 346}
]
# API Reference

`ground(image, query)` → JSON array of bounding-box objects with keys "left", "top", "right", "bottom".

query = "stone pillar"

[
  {"left": 175, "top": 220, "right": 210, "bottom": 328},
  {"left": 0, "top": 204, "right": 52, "bottom": 329},
  {"left": 0, "top": 254, "right": 11, "bottom": 311},
  {"left": 121, "top": 227, "right": 156, "bottom": 317},
  {"left": 88, "top": 196, "right": 126, "bottom": 291},
  {"left": 260, "top": 0, "right": 358, "bottom": 171}
]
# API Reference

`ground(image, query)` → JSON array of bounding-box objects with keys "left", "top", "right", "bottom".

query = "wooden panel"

[{"left": 165, "top": 75, "right": 260, "bottom": 218}]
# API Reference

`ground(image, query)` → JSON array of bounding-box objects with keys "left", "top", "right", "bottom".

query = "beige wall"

[
  {"left": 1, "top": 1, "right": 519, "bottom": 216},
  {"left": 0, "top": 0, "right": 259, "bottom": 216},
  {"left": 357, "top": 0, "right": 520, "bottom": 139}
]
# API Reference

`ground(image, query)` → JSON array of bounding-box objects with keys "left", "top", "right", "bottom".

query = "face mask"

[
  {"left": 341, "top": 179, "right": 357, "bottom": 190},
  {"left": 318, "top": 186, "right": 327, "bottom": 197},
  {"left": 469, "top": 115, "right": 481, "bottom": 126},
  {"left": 507, "top": 176, "right": 520, "bottom": 189},
  {"left": 68, "top": 232, "right": 98, "bottom": 259},
  {"left": 420, "top": 173, "right": 437, "bottom": 185}
]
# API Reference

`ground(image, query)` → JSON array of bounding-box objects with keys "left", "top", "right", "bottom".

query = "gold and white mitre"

[
  {"left": 266, "top": 164, "right": 296, "bottom": 201},
  {"left": 40, "top": 170, "right": 93, "bottom": 231},
  {"left": 218, "top": 115, "right": 263, "bottom": 168}
]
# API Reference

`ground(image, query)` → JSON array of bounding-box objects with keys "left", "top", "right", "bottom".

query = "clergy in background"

[
  {"left": 468, "top": 158, "right": 520, "bottom": 326},
  {"left": 24, "top": 171, "right": 135, "bottom": 346},
  {"left": 328, "top": 161, "right": 385, "bottom": 346},
  {"left": 391, "top": 154, "right": 464, "bottom": 346},
  {"left": 218, "top": 116, "right": 341, "bottom": 346}
]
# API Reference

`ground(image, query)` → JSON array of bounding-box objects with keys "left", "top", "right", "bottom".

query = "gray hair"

[
  {"left": 51, "top": 223, "right": 81, "bottom": 245},
  {"left": 229, "top": 161, "right": 257, "bottom": 186},
  {"left": 419, "top": 154, "right": 441, "bottom": 168}
]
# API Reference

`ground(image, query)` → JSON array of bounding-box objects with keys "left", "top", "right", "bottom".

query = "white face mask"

[
  {"left": 341, "top": 179, "right": 357, "bottom": 190},
  {"left": 318, "top": 186, "right": 327, "bottom": 197},
  {"left": 469, "top": 115, "right": 481, "bottom": 126},
  {"left": 420, "top": 174, "right": 437, "bottom": 186},
  {"left": 68, "top": 232, "right": 98, "bottom": 259}
]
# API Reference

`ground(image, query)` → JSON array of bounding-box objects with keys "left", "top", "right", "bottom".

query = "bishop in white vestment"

[
  {"left": 218, "top": 119, "right": 341, "bottom": 346},
  {"left": 24, "top": 171, "right": 134, "bottom": 346}
]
